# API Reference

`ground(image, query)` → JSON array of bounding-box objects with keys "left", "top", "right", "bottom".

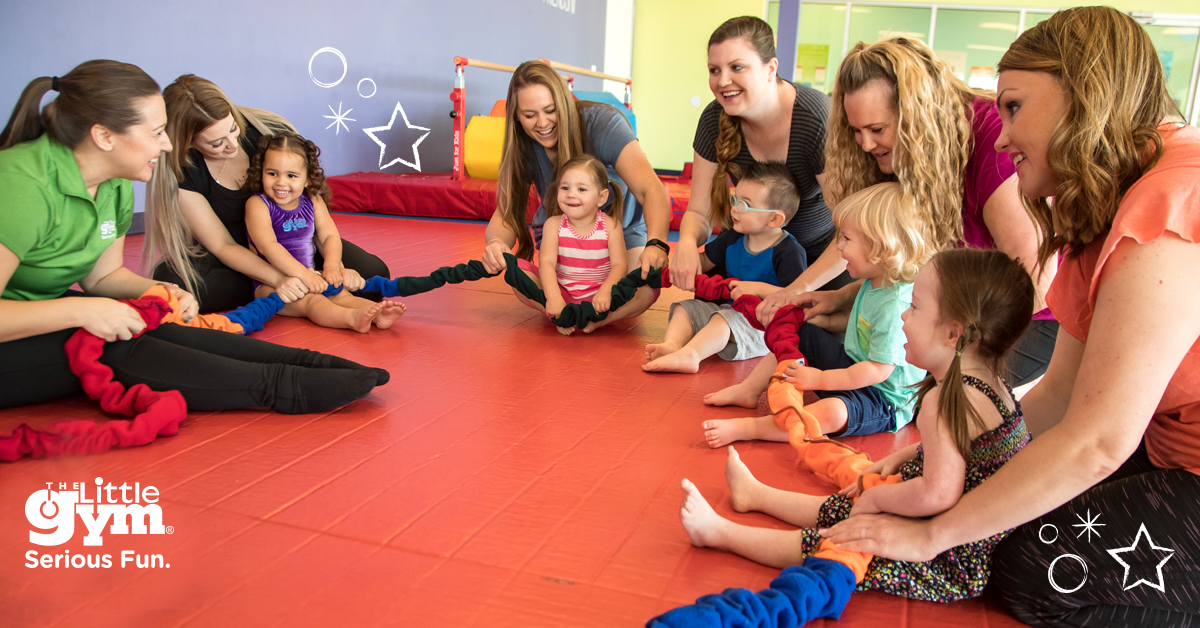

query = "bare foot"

[
  {"left": 351, "top": 302, "right": 385, "bottom": 333},
  {"left": 703, "top": 417, "right": 759, "bottom": 448},
  {"left": 582, "top": 320, "right": 601, "bottom": 334},
  {"left": 703, "top": 383, "right": 761, "bottom": 408},
  {"left": 680, "top": 478, "right": 727, "bottom": 548},
  {"left": 643, "top": 350, "right": 701, "bottom": 374},
  {"left": 725, "top": 446, "right": 764, "bottom": 513},
  {"left": 644, "top": 341, "right": 680, "bottom": 364},
  {"left": 372, "top": 301, "right": 407, "bottom": 330},
  {"left": 556, "top": 326, "right": 575, "bottom": 336}
]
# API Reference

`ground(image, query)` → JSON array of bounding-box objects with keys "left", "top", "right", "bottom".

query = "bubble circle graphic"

[
  {"left": 309, "top": 47, "right": 347, "bottom": 88},
  {"left": 358, "top": 78, "right": 377, "bottom": 98},
  {"left": 1047, "top": 554, "right": 1088, "bottom": 593},
  {"left": 1039, "top": 523, "right": 1059, "bottom": 545},
  {"left": 690, "top": 95, "right": 701, "bottom": 107}
]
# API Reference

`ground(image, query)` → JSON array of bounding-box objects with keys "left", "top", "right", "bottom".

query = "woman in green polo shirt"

[{"left": 0, "top": 60, "right": 386, "bottom": 413}]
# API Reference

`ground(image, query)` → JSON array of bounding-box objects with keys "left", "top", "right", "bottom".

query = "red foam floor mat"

[{"left": 0, "top": 214, "right": 1029, "bottom": 627}]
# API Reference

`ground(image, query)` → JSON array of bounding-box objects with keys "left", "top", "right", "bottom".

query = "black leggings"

[
  {"left": 0, "top": 324, "right": 384, "bottom": 414},
  {"left": 989, "top": 442, "right": 1200, "bottom": 627},
  {"left": 153, "top": 238, "right": 390, "bottom": 313}
]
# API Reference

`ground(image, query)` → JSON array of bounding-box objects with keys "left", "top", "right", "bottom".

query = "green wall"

[
  {"left": 631, "top": 0, "right": 763, "bottom": 171},
  {"left": 635, "top": 1, "right": 1199, "bottom": 170}
]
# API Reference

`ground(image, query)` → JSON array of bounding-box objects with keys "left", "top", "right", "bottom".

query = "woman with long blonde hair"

[
  {"left": 481, "top": 61, "right": 671, "bottom": 333},
  {"left": 146, "top": 75, "right": 388, "bottom": 313},
  {"left": 819, "top": 8, "right": 1200, "bottom": 625}
]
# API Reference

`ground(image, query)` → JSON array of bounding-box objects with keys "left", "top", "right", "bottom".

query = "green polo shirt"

[{"left": 0, "top": 134, "right": 132, "bottom": 301}]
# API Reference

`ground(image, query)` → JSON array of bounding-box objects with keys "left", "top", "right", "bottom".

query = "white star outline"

[
  {"left": 323, "top": 102, "right": 356, "bottom": 135},
  {"left": 1106, "top": 523, "right": 1175, "bottom": 592},
  {"left": 362, "top": 101, "right": 431, "bottom": 172},
  {"left": 1072, "top": 508, "right": 1105, "bottom": 543}
]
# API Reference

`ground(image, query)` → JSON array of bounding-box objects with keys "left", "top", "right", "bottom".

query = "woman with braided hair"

[{"left": 673, "top": 16, "right": 847, "bottom": 298}]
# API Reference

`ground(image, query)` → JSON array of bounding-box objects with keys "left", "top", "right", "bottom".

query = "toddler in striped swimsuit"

[{"left": 536, "top": 155, "right": 628, "bottom": 335}]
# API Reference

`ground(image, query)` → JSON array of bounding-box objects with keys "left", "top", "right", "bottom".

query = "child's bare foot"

[
  {"left": 703, "top": 382, "right": 761, "bottom": 408},
  {"left": 556, "top": 325, "right": 575, "bottom": 336},
  {"left": 644, "top": 341, "right": 680, "bottom": 364},
  {"left": 725, "top": 447, "right": 764, "bottom": 513},
  {"left": 703, "top": 417, "right": 758, "bottom": 448},
  {"left": 680, "top": 478, "right": 726, "bottom": 548},
  {"left": 351, "top": 302, "right": 385, "bottom": 333},
  {"left": 372, "top": 301, "right": 407, "bottom": 329},
  {"left": 643, "top": 350, "right": 701, "bottom": 374},
  {"left": 582, "top": 320, "right": 601, "bottom": 334}
]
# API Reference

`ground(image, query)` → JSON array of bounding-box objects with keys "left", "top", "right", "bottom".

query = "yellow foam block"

[{"left": 464, "top": 115, "right": 505, "bottom": 181}]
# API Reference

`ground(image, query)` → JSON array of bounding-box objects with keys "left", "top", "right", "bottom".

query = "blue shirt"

[{"left": 701, "top": 230, "right": 807, "bottom": 301}]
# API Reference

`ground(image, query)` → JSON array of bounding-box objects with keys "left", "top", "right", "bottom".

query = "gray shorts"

[{"left": 668, "top": 299, "right": 769, "bottom": 362}]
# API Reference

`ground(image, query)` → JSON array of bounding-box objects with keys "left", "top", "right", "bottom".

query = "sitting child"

[
  {"left": 678, "top": 247, "right": 1034, "bottom": 605},
  {"left": 244, "top": 132, "right": 405, "bottom": 333},
  {"left": 516, "top": 154, "right": 628, "bottom": 336},
  {"left": 704, "top": 182, "right": 932, "bottom": 444},
  {"left": 644, "top": 161, "right": 807, "bottom": 373}
]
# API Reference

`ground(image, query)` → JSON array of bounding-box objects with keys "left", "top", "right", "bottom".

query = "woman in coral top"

[{"left": 818, "top": 7, "right": 1200, "bottom": 625}]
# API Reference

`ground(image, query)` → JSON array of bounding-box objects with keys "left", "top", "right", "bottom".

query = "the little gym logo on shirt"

[
  {"left": 282, "top": 217, "right": 308, "bottom": 232},
  {"left": 99, "top": 220, "right": 117, "bottom": 239},
  {"left": 23, "top": 477, "right": 173, "bottom": 570}
]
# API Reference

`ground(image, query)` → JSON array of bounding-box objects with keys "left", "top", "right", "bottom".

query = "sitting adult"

[
  {"left": 770, "top": 36, "right": 1056, "bottom": 388},
  {"left": 671, "top": 16, "right": 851, "bottom": 294},
  {"left": 0, "top": 61, "right": 384, "bottom": 414},
  {"left": 480, "top": 60, "right": 671, "bottom": 332},
  {"left": 819, "top": 8, "right": 1200, "bottom": 625},
  {"left": 146, "top": 75, "right": 389, "bottom": 313},
  {"left": 681, "top": 16, "right": 852, "bottom": 408}
]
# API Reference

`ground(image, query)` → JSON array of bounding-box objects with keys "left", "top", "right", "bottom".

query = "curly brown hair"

[
  {"left": 997, "top": 6, "right": 1182, "bottom": 267},
  {"left": 246, "top": 131, "right": 332, "bottom": 204}
]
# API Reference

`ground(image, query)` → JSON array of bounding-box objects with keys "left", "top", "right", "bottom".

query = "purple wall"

[{"left": 0, "top": 0, "right": 609, "bottom": 216}]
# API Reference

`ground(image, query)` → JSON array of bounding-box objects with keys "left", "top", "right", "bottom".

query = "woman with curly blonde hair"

[
  {"left": 755, "top": 37, "right": 1056, "bottom": 388},
  {"left": 819, "top": 8, "right": 1200, "bottom": 625}
]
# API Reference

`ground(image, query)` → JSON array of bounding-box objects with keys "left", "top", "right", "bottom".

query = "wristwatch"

[{"left": 646, "top": 238, "right": 670, "bottom": 254}]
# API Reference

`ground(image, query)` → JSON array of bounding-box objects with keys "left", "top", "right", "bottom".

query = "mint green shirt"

[
  {"left": 0, "top": 134, "right": 132, "bottom": 301},
  {"left": 843, "top": 278, "right": 926, "bottom": 429}
]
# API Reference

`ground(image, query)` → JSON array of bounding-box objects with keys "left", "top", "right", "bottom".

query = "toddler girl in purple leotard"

[{"left": 245, "top": 132, "right": 405, "bottom": 333}]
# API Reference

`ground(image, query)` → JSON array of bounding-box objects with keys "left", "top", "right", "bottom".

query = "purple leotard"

[{"left": 248, "top": 192, "right": 316, "bottom": 289}]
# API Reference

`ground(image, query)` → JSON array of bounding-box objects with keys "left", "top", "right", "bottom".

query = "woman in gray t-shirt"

[{"left": 481, "top": 61, "right": 671, "bottom": 331}]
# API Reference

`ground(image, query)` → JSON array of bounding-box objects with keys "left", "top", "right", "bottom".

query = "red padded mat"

[{"left": 0, "top": 215, "right": 1030, "bottom": 627}]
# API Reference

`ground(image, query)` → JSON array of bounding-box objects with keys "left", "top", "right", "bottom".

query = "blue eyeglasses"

[{"left": 728, "top": 195, "right": 783, "bottom": 216}]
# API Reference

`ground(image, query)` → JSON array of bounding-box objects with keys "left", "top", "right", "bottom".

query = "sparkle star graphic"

[
  {"left": 1106, "top": 523, "right": 1175, "bottom": 592},
  {"left": 1072, "top": 508, "right": 1105, "bottom": 543},
  {"left": 323, "top": 102, "right": 355, "bottom": 135},
  {"left": 362, "top": 102, "right": 431, "bottom": 172}
]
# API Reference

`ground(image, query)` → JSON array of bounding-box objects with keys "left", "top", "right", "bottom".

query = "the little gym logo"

[{"left": 23, "top": 477, "right": 173, "bottom": 570}]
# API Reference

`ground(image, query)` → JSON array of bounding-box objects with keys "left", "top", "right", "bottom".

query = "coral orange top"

[{"left": 1046, "top": 124, "right": 1200, "bottom": 474}]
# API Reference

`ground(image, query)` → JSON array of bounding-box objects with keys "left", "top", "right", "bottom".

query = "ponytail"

[
  {"left": 1, "top": 60, "right": 159, "bottom": 151},
  {"left": 0, "top": 77, "right": 54, "bottom": 149},
  {"left": 607, "top": 180, "right": 624, "bottom": 226},
  {"left": 912, "top": 249, "right": 1035, "bottom": 461}
]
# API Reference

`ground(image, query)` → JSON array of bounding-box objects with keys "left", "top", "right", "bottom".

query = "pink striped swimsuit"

[{"left": 555, "top": 213, "right": 611, "bottom": 302}]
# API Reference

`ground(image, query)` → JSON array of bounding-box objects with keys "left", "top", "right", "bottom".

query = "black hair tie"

[{"left": 50, "top": 76, "right": 59, "bottom": 91}]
